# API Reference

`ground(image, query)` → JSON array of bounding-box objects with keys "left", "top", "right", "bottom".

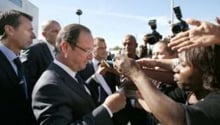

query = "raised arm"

[
  {"left": 169, "top": 18, "right": 220, "bottom": 52},
  {"left": 114, "top": 55, "right": 185, "bottom": 125}
]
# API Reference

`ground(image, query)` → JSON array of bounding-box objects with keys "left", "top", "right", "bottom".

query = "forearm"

[
  {"left": 142, "top": 68, "right": 175, "bottom": 84},
  {"left": 130, "top": 70, "right": 185, "bottom": 125},
  {"left": 155, "top": 58, "right": 177, "bottom": 71}
]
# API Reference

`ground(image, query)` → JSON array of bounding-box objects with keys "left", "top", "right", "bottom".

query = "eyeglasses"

[{"left": 75, "top": 44, "right": 93, "bottom": 55}]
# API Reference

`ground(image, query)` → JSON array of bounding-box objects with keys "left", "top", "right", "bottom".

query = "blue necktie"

[{"left": 13, "top": 57, "right": 28, "bottom": 99}]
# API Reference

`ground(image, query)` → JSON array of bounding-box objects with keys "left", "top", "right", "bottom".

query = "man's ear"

[
  {"left": 60, "top": 41, "right": 70, "bottom": 57},
  {"left": 4, "top": 25, "right": 15, "bottom": 37},
  {"left": 42, "top": 32, "right": 46, "bottom": 37}
]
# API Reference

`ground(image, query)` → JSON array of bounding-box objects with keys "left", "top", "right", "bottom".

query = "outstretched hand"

[
  {"left": 113, "top": 54, "right": 140, "bottom": 77},
  {"left": 136, "top": 58, "right": 158, "bottom": 69},
  {"left": 169, "top": 18, "right": 220, "bottom": 52}
]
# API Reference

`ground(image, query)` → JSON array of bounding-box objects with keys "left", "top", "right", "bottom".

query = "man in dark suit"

[
  {"left": 79, "top": 37, "right": 119, "bottom": 105},
  {"left": 0, "top": 10, "right": 37, "bottom": 125},
  {"left": 115, "top": 34, "right": 149, "bottom": 125},
  {"left": 32, "top": 23, "right": 126, "bottom": 125},
  {"left": 22, "top": 20, "right": 61, "bottom": 95}
]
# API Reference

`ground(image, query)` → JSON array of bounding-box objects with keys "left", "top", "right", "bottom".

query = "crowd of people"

[{"left": 1, "top": 9, "right": 220, "bottom": 125}]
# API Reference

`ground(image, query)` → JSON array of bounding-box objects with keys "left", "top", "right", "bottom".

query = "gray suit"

[{"left": 32, "top": 63, "right": 113, "bottom": 125}]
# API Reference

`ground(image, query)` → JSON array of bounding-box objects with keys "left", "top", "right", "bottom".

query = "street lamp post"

[
  {"left": 171, "top": 0, "right": 174, "bottom": 25},
  {"left": 168, "top": 0, "right": 175, "bottom": 34},
  {"left": 76, "top": 9, "right": 82, "bottom": 24}
]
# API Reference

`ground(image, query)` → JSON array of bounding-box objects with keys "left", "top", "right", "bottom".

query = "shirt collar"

[
  {"left": 0, "top": 43, "right": 18, "bottom": 62},
  {"left": 45, "top": 40, "right": 55, "bottom": 51},
  {"left": 92, "top": 58, "right": 100, "bottom": 71},
  {"left": 53, "top": 59, "right": 77, "bottom": 79},
  {"left": 43, "top": 40, "right": 55, "bottom": 57},
  {"left": 92, "top": 58, "right": 100, "bottom": 65}
]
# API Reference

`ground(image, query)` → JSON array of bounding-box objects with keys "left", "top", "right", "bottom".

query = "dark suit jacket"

[
  {"left": 22, "top": 42, "right": 53, "bottom": 95},
  {"left": 0, "top": 50, "right": 37, "bottom": 125},
  {"left": 32, "top": 63, "right": 113, "bottom": 125},
  {"left": 78, "top": 61, "right": 119, "bottom": 105}
]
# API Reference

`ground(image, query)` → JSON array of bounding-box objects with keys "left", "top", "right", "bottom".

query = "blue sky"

[{"left": 30, "top": 0, "right": 220, "bottom": 49}]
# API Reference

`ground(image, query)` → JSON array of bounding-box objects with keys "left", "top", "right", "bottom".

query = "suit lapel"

[
  {"left": 103, "top": 72, "right": 117, "bottom": 93},
  {"left": 51, "top": 63, "right": 95, "bottom": 106},
  {"left": 88, "top": 62, "right": 95, "bottom": 75},
  {"left": 90, "top": 62, "right": 115, "bottom": 94},
  {"left": 0, "top": 51, "right": 20, "bottom": 85},
  {"left": 78, "top": 62, "right": 95, "bottom": 81}
]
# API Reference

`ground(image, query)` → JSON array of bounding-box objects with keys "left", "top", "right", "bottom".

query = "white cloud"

[
  {"left": 59, "top": 6, "right": 170, "bottom": 26},
  {"left": 87, "top": 10, "right": 170, "bottom": 26}
]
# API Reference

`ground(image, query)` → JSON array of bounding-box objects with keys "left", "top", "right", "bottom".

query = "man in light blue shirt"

[{"left": 0, "top": 9, "right": 37, "bottom": 125}]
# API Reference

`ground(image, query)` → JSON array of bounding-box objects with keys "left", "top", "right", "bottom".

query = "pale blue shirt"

[
  {"left": 0, "top": 43, "right": 18, "bottom": 74},
  {"left": 0, "top": 43, "right": 28, "bottom": 99}
]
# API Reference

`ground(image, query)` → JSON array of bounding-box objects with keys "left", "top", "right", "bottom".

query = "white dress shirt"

[
  {"left": 44, "top": 40, "right": 56, "bottom": 58},
  {"left": 91, "top": 58, "right": 112, "bottom": 95}
]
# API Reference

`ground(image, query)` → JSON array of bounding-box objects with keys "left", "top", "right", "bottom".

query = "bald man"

[{"left": 22, "top": 20, "right": 61, "bottom": 96}]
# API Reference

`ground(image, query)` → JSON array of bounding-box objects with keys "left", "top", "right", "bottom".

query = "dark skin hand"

[
  {"left": 169, "top": 18, "right": 220, "bottom": 52},
  {"left": 114, "top": 55, "right": 185, "bottom": 125}
]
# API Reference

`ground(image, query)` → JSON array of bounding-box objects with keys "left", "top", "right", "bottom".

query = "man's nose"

[
  {"left": 87, "top": 53, "right": 93, "bottom": 60},
  {"left": 32, "top": 32, "right": 36, "bottom": 39}
]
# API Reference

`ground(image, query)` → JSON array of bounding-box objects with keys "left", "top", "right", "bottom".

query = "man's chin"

[
  {"left": 20, "top": 43, "right": 31, "bottom": 50},
  {"left": 80, "top": 64, "right": 87, "bottom": 70}
]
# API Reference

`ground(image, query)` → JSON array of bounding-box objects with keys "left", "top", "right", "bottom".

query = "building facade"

[{"left": 0, "top": 0, "right": 39, "bottom": 35}]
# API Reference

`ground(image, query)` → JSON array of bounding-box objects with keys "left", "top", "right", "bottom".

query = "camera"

[
  {"left": 147, "top": 19, "right": 162, "bottom": 44},
  {"left": 171, "top": 6, "right": 189, "bottom": 35},
  {"left": 148, "top": 19, "right": 157, "bottom": 30}
]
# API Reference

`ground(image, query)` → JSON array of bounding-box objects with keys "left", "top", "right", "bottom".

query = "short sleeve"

[{"left": 183, "top": 92, "right": 220, "bottom": 125}]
